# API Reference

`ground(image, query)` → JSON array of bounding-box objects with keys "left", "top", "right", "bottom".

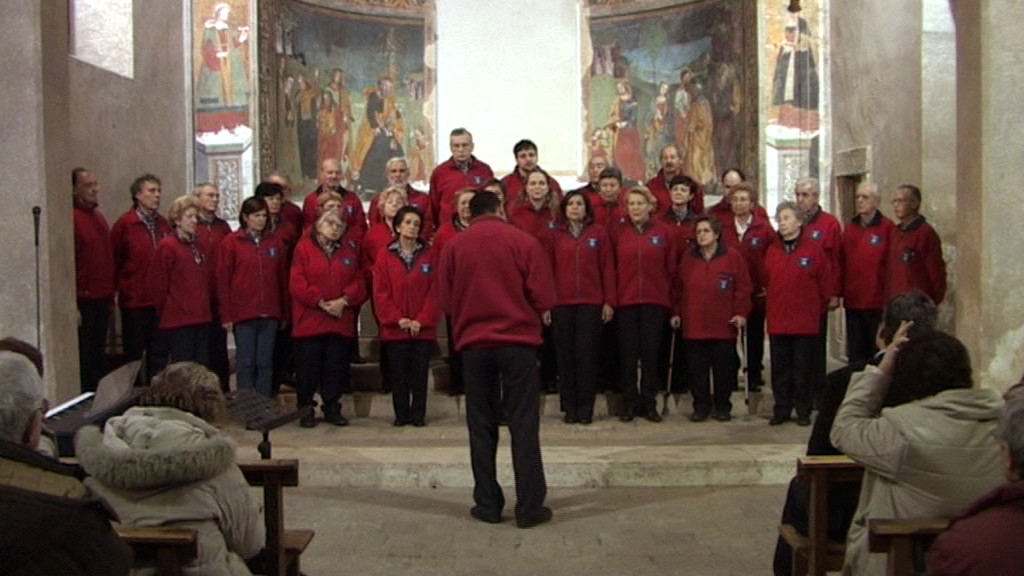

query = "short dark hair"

[
  {"left": 130, "top": 174, "right": 161, "bottom": 204},
  {"left": 893, "top": 330, "right": 973, "bottom": 399},
  {"left": 668, "top": 175, "right": 697, "bottom": 190},
  {"left": 559, "top": 190, "right": 594, "bottom": 226},
  {"left": 469, "top": 191, "right": 502, "bottom": 219},
  {"left": 254, "top": 182, "right": 284, "bottom": 199},
  {"left": 392, "top": 205, "right": 423, "bottom": 231},
  {"left": 482, "top": 178, "right": 506, "bottom": 196},
  {"left": 450, "top": 127, "right": 471, "bottom": 139},
  {"left": 238, "top": 196, "right": 269, "bottom": 228},
  {"left": 513, "top": 139, "right": 537, "bottom": 156},
  {"left": 897, "top": 184, "right": 922, "bottom": 205},
  {"left": 879, "top": 289, "right": 937, "bottom": 344},
  {"left": 598, "top": 167, "right": 623, "bottom": 184},
  {"left": 72, "top": 167, "right": 89, "bottom": 188},
  {"left": 694, "top": 215, "right": 722, "bottom": 237},
  {"left": 0, "top": 338, "right": 43, "bottom": 377}
]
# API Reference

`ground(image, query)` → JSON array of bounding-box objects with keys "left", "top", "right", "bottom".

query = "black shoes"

[
  {"left": 690, "top": 411, "right": 709, "bottom": 423},
  {"left": 516, "top": 506, "right": 553, "bottom": 529},
  {"left": 393, "top": 418, "right": 408, "bottom": 427},
  {"left": 563, "top": 414, "right": 578, "bottom": 424},
  {"left": 796, "top": 415, "right": 812, "bottom": 427},
  {"left": 578, "top": 417, "right": 593, "bottom": 425},
  {"left": 299, "top": 407, "right": 317, "bottom": 428},
  {"left": 769, "top": 415, "right": 790, "bottom": 426},
  {"left": 323, "top": 411, "right": 349, "bottom": 426},
  {"left": 619, "top": 413, "right": 635, "bottom": 422},
  {"left": 411, "top": 418, "right": 426, "bottom": 427},
  {"left": 713, "top": 411, "right": 732, "bottom": 422},
  {"left": 644, "top": 409, "right": 663, "bottom": 423},
  {"left": 470, "top": 506, "right": 502, "bottom": 524}
]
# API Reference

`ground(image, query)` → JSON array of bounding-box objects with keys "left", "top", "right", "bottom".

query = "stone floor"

[{"left": 284, "top": 485, "right": 786, "bottom": 576}]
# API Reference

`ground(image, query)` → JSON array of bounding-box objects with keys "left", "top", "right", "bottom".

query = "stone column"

[
  {"left": 0, "top": 1, "right": 77, "bottom": 401},
  {"left": 954, "top": 0, "right": 1024, "bottom": 391}
]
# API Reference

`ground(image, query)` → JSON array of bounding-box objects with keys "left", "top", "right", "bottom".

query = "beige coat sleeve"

[{"left": 830, "top": 365, "right": 909, "bottom": 481}]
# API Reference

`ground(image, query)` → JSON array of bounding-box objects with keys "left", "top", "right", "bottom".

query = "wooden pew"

[
  {"left": 240, "top": 459, "right": 315, "bottom": 576},
  {"left": 778, "top": 455, "right": 865, "bottom": 576},
  {"left": 868, "top": 517, "right": 949, "bottom": 576},
  {"left": 115, "top": 526, "right": 198, "bottom": 576}
]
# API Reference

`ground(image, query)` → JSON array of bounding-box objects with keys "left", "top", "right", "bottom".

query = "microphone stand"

[{"left": 32, "top": 206, "right": 41, "bottom": 349}]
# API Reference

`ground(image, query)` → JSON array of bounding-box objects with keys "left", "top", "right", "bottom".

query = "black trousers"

[
  {"left": 551, "top": 305, "right": 602, "bottom": 420},
  {"left": 385, "top": 340, "right": 431, "bottom": 424},
  {"left": 444, "top": 316, "right": 464, "bottom": 394},
  {"left": 166, "top": 325, "right": 210, "bottom": 367},
  {"left": 463, "top": 346, "right": 546, "bottom": 522},
  {"left": 539, "top": 324, "right": 558, "bottom": 391},
  {"left": 617, "top": 304, "right": 668, "bottom": 414},
  {"left": 746, "top": 310, "right": 766, "bottom": 388},
  {"left": 659, "top": 325, "right": 687, "bottom": 393},
  {"left": 769, "top": 334, "right": 818, "bottom": 419},
  {"left": 845, "top": 308, "right": 882, "bottom": 365},
  {"left": 814, "top": 314, "right": 829, "bottom": 394},
  {"left": 78, "top": 298, "right": 111, "bottom": 393},
  {"left": 597, "top": 319, "right": 620, "bottom": 392},
  {"left": 121, "top": 305, "right": 163, "bottom": 382},
  {"left": 294, "top": 334, "right": 354, "bottom": 415},
  {"left": 686, "top": 339, "right": 738, "bottom": 416},
  {"left": 207, "top": 320, "right": 230, "bottom": 392},
  {"left": 272, "top": 328, "right": 295, "bottom": 395}
]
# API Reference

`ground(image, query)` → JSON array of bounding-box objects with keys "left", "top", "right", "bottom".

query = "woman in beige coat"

[
  {"left": 830, "top": 328, "right": 1004, "bottom": 575},
  {"left": 76, "top": 362, "right": 264, "bottom": 575}
]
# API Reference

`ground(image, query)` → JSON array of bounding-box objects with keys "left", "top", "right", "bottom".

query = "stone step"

[{"left": 227, "top": 389, "right": 805, "bottom": 490}]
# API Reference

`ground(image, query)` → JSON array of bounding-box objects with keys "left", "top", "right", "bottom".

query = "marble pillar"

[
  {"left": 954, "top": 0, "right": 1024, "bottom": 391},
  {"left": 0, "top": 1, "right": 77, "bottom": 402}
]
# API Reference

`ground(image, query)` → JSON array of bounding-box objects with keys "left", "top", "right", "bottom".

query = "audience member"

[
  {"left": 0, "top": 350, "right": 132, "bottom": 576},
  {"left": 928, "top": 379, "right": 1024, "bottom": 575},
  {"left": 830, "top": 329, "right": 1004, "bottom": 575},
  {"left": 76, "top": 362, "right": 264, "bottom": 574}
]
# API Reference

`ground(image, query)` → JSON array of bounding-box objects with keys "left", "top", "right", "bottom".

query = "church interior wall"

[{"left": 68, "top": 1, "right": 189, "bottom": 217}]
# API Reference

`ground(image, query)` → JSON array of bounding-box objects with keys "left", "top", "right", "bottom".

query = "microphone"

[{"left": 32, "top": 206, "right": 41, "bottom": 247}]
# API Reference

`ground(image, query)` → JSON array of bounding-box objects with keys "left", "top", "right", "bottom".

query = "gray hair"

[
  {"left": 0, "top": 351, "right": 43, "bottom": 444},
  {"left": 856, "top": 181, "right": 880, "bottom": 201},
  {"left": 775, "top": 200, "right": 806, "bottom": 223},
  {"left": 450, "top": 127, "right": 472, "bottom": 139},
  {"left": 191, "top": 182, "right": 218, "bottom": 196},
  {"left": 385, "top": 157, "right": 408, "bottom": 171},
  {"left": 1002, "top": 382, "right": 1024, "bottom": 478},
  {"left": 795, "top": 177, "right": 820, "bottom": 197}
]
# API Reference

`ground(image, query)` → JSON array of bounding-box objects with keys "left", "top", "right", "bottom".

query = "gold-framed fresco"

[
  {"left": 583, "top": 0, "right": 758, "bottom": 191},
  {"left": 257, "top": 0, "right": 436, "bottom": 198}
]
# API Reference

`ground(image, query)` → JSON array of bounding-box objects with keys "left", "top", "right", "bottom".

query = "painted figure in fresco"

[
  {"left": 711, "top": 61, "right": 742, "bottom": 174},
  {"left": 317, "top": 91, "right": 343, "bottom": 171},
  {"left": 278, "top": 74, "right": 302, "bottom": 186},
  {"left": 772, "top": 14, "right": 819, "bottom": 130},
  {"left": 353, "top": 77, "right": 406, "bottom": 192},
  {"left": 325, "top": 69, "right": 353, "bottom": 162},
  {"left": 608, "top": 80, "right": 645, "bottom": 183},
  {"left": 408, "top": 126, "right": 429, "bottom": 183},
  {"left": 198, "top": 3, "right": 250, "bottom": 113},
  {"left": 645, "top": 81, "right": 672, "bottom": 161},
  {"left": 296, "top": 73, "right": 320, "bottom": 180},
  {"left": 680, "top": 71, "right": 717, "bottom": 187},
  {"left": 673, "top": 68, "right": 693, "bottom": 153}
]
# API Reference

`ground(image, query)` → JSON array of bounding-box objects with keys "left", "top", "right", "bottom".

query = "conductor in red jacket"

[
  {"left": 885, "top": 184, "right": 947, "bottom": 305},
  {"left": 764, "top": 202, "right": 831, "bottom": 426},
  {"left": 290, "top": 209, "right": 366, "bottom": 427},
  {"left": 373, "top": 206, "right": 438, "bottom": 427},
  {"left": 437, "top": 191, "right": 556, "bottom": 529},
  {"left": 671, "top": 216, "right": 752, "bottom": 422}
]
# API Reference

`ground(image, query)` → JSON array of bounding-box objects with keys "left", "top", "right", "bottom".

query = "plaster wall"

[
  {"left": 829, "top": 1, "right": 923, "bottom": 202},
  {"left": 954, "top": 0, "right": 1024, "bottom": 391},
  {"left": 0, "top": 1, "right": 76, "bottom": 401},
  {"left": 435, "top": 0, "right": 581, "bottom": 179},
  {"left": 68, "top": 1, "right": 189, "bottom": 218}
]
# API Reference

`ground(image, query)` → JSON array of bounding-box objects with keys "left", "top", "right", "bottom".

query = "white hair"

[
  {"left": 0, "top": 352, "right": 43, "bottom": 444},
  {"left": 795, "top": 177, "right": 820, "bottom": 197}
]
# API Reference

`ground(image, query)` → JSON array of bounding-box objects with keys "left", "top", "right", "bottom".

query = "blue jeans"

[{"left": 234, "top": 317, "right": 278, "bottom": 397}]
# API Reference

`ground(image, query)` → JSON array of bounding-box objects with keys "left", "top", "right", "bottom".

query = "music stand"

[{"left": 225, "top": 389, "right": 299, "bottom": 460}]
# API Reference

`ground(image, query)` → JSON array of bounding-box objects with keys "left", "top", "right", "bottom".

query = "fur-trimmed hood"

[{"left": 75, "top": 406, "right": 236, "bottom": 491}]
